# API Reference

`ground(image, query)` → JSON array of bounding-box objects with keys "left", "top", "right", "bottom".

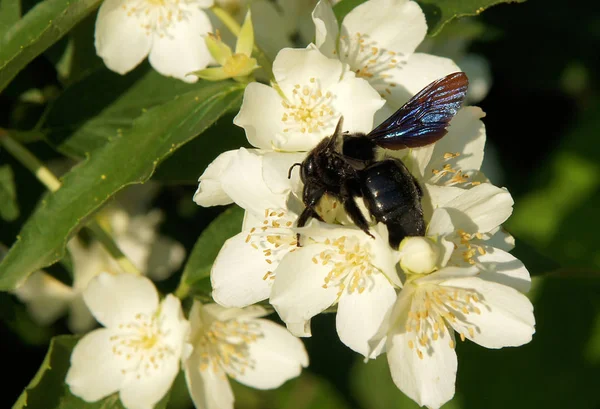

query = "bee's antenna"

[{"left": 288, "top": 163, "right": 301, "bottom": 179}]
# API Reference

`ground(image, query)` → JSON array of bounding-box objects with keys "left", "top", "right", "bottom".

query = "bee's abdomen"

[{"left": 359, "top": 159, "right": 425, "bottom": 248}]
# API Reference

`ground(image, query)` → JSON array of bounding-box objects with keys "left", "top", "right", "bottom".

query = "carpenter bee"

[{"left": 289, "top": 72, "right": 469, "bottom": 248}]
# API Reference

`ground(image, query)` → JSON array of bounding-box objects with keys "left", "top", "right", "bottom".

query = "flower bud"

[{"left": 399, "top": 236, "right": 439, "bottom": 275}]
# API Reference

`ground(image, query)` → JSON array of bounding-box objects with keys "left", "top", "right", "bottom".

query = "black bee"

[{"left": 290, "top": 72, "right": 469, "bottom": 248}]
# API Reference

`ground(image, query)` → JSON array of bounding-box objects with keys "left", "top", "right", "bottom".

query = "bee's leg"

[
  {"left": 296, "top": 186, "right": 326, "bottom": 247},
  {"left": 341, "top": 184, "right": 374, "bottom": 239}
]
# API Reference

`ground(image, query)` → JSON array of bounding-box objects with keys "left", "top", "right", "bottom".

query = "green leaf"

[
  {"left": 179, "top": 205, "right": 245, "bottom": 296},
  {"left": 0, "top": 80, "right": 244, "bottom": 291},
  {"left": 0, "top": 0, "right": 21, "bottom": 39},
  {"left": 333, "top": 0, "right": 526, "bottom": 35},
  {"left": 14, "top": 335, "right": 172, "bottom": 409},
  {"left": 42, "top": 67, "right": 214, "bottom": 158},
  {"left": 154, "top": 112, "right": 248, "bottom": 184},
  {"left": 0, "top": 0, "right": 101, "bottom": 93},
  {"left": 0, "top": 164, "right": 19, "bottom": 221}
]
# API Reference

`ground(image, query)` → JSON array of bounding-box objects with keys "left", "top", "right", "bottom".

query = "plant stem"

[
  {"left": 0, "top": 129, "right": 142, "bottom": 276},
  {"left": 210, "top": 5, "right": 274, "bottom": 81}
]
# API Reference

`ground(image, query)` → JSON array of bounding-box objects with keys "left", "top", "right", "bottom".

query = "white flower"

[
  {"left": 372, "top": 183, "right": 534, "bottom": 409},
  {"left": 385, "top": 265, "right": 534, "bottom": 409},
  {"left": 14, "top": 201, "right": 185, "bottom": 333},
  {"left": 312, "top": 0, "right": 460, "bottom": 115},
  {"left": 270, "top": 221, "right": 401, "bottom": 358},
  {"left": 193, "top": 148, "right": 304, "bottom": 212},
  {"left": 95, "top": 0, "right": 214, "bottom": 82},
  {"left": 66, "top": 273, "right": 191, "bottom": 409},
  {"left": 184, "top": 302, "right": 308, "bottom": 409},
  {"left": 234, "top": 46, "right": 384, "bottom": 151}
]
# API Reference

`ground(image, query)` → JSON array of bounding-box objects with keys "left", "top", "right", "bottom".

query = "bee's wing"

[{"left": 367, "top": 72, "right": 468, "bottom": 150}]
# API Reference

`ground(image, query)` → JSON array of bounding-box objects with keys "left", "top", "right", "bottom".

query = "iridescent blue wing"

[{"left": 367, "top": 72, "right": 469, "bottom": 150}]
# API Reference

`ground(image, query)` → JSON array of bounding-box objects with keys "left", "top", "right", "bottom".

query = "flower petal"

[
  {"left": 66, "top": 328, "right": 125, "bottom": 401},
  {"left": 233, "top": 83, "right": 286, "bottom": 150},
  {"left": 329, "top": 73, "right": 385, "bottom": 133},
  {"left": 441, "top": 276, "right": 535, "bottom": 348},
  {"left": 119, "top": 355, "right": 179, "bottom": 409},
  {"left": 386, "top": 288, "right": 457, "bottom": 409},
  {"left": 83, "top": 273, "right": 158, "bottom": 328},
  {"left": 231, "top": 319, "right": 308, "bottom": 389},
  {"left": 336, "top": 273, "right": 396, "bottom": 358},
  {"left": 270, "top": 244, "right": 340, "bottom": 328},
  {"left": 262, "top": 151, "right": 306, "bottom": 196},
  {"left": 221, "top": 148, "right": 289, "bottom": 215},
  {"left": 443, "top": 183, "right": 514, "bottom": 234},
  {"left": 385, "top": 53, "right": 462, "bottom": 108},
  {"left": 211, "top": 232, "right": 280, "bottom": 307},
  {"left": 148, "top": 7, "right": 213, "bottom": 82},
  {"left": 312, "top": 0, "right": 339, "bottom": 57},
  {"left": 185, "top": 352, "right": 234, "bottom": 409},
  {"left": 425, "top": 107, "right": 486, "bottom": 177},
  {"left": 476, "top": 247, "right": 531, "bottom": 293},
  {"left": 273, "top": 47, "right": 343, "bottom": 96},
  {"left": 193, "top": 150, "right": 238, "bottom": 207},
  {"left": 157, "top": 295, "right": 191, "bottom": 357},
  {"left": 341, "top": 0, "right": 426, "bottom": 57},
  {"left": 13, "top": 271, "right": 74, "bottom": 326},
  {"left": 94, "top": 0, "right": 152, "bottom": 75}
]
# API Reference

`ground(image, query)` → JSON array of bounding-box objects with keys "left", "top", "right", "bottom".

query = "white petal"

[
  {"left": 194, "top": 150, "right": 238, "bottom": 207},
  {"left": 262, "top": 151, "right": 306, "bottom": 195},
  {"left": 386, "top": 53, "right": 462, "bottom": 108},
  {"left": 441, "top": 276, "right": 535, "bottom": 348},
  {"left": 406, "top": 144, "right": 434, "bottom": 181},
  {"left": 203, "top": 303, "right": 269, "bottom": 322},
  {"left": 270, "top": 244, "right": 340, "bottom": 325},
  {"left": 286, "top": 320, "right": 312, "bottom": 337},
  {"left": 148, "top": 8, "right": 213, "bottom": 82},
  {"left": 425, "top": 107, "right": 486, "bottom": 177},
  {"left": 66, "top": 328, "right": 125, "bottom": 401},
  {"left": 422, "top": 184, "right": 465, "bottom": 213},
  {"left": 221, "top": 148, "right": 289, "bottom": 215},
  {"left": 83, "top": 273, "right": 158, "bottom": 328},
  {"left": 443, "top": 183, "right": 514, "bottom": 234},
  {"left": 329, "top": 73, "right": 385, "bottom": 133},
  {"left": 94, "top": 0, "right": 152, "bottom": 74},
  {"left": 211, "top": 232, "right": 280, "bottom": 307},
  {"left": 386, "top": 289, "right": 457, "bottom": 409},
  {"left": 233, "top": 83, "right": 286, "bottom": 150},
  {"left": 476, "top": 247, "right": 531, "bottom": 293},
  {"left": 336, "top": 273, "right": 396, "bottom": 358},
  {"left": 273, "top": 47, "right": 343, "bottom": 97},
  {"left": 459, "top": 54, "right": 492, "bottom": 104},
  {"left": 185, "top": 352, "right": 234, "bottom": 409},
  {"left": 119, "top": 357, "right": 179, "bottom": 409},
  {"left": 157, "top": 295, "right": 190, "bottom": 356},
  {"left": 486, "top": 227, "right": 515, "bottom": 252},
  {"left": 13, "top": 271, "right": 74, "bottom": 326},
  {"left": 312, "top": 0, "right": 338, "bottom": 57},
  {"left": 231, "top": 319, "right": 308, "bottom": 389},
  {"left": 341, "top": 0, "right": 426, "bottom": 56},
  {"left": 426, "top": 208, "right": 454, "bottom": 237}
]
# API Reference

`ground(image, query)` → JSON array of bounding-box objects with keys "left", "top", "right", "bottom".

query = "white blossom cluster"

[
  {"left": 192, "top": 0, "right": 535, "bottom": 408},
  {"left": 12, "top": 0, "right": 535, "bottom": 409}
]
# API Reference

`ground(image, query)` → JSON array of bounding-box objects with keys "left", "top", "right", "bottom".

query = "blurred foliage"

[{"left": 1, "top": 0, "right": 600, "bottom": 407}]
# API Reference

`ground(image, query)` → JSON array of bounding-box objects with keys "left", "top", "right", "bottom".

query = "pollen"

[
  {"left": 404, "top": 284, "right": 484, "bottom": 359},
  {"left": 123, "top": 0, "right": 191, "bottom": 37},
  {"left": 196, "top": 318, "right": 263, "bottom": 376},
  {"left": 109, "top": 311, "right": 174, "bottom": 377},
  {"left": 281, "top": 79, "right": 336, "bottom": 135},
  {"left": 342, "top": 32, "right": 404, "bottom": 94},
  {"left": 245, "top": 208, "right": 298, "bottom": 280},
  {"left": 314, "top": 235, "right": 380, "bottom": 297}
]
